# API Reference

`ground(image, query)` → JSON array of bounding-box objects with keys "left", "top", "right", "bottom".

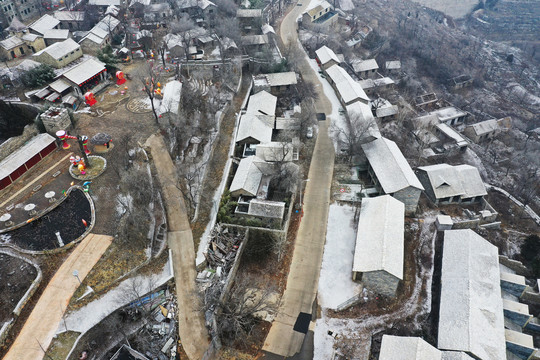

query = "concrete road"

[
  {"left": 4, "top": 233, "right": 113, "bottom": 360},
  {"left": 263, "top": 2, "right": 335, "bottom": 357},
  {"left": 144, "top": 134, "right": 210, "bottom": 360}
]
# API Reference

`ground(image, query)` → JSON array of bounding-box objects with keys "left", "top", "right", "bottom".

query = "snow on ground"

[
  {"left": 116, "top": 193, "right": 133, "bottom": 217},
  {"left": 305, "top": 55, "right": 348, "bottom": 151},
  {"left": 318, "top": 203, "right": 362, "bottom": 310},
  {"left": 58, "top": 257, "right": 173, "bottom": 334}
]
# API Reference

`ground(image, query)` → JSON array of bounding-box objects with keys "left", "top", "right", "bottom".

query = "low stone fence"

[{"left": 499, "top": 255, "right": 532, "bottom": 277}]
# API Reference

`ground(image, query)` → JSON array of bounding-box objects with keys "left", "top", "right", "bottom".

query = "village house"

[
  {"left": 351, "top": 58, "right": 378, "bottom": 79},
  {"left": 416, "top": 163, "right": 487, "bottom": 205},
  {"left": 358, "top": 77, "right": 395, "bottom": 95},
  {"left": 371, "top": 98, "right": 398, "bottom": 121},
  {"left": 246, "top": 90, "right": 277, "bottom": 116},
  {"left": 352, "top": 195, "right": 404, "bottom": 297},
  {"left": 450, "top": 74, "right": 473, "bottom": 90},
  {"left": 255, "top": 142, "right": 295, "bottom": 162},
  {"left": 88, "top": 0, "right": 122, "bottom": 12},
  {"left": 301, "top": 0, "right": 337, "bottom": 28},
  {"left": 53, "top": 11, "right": 87, "bottom": 31},
  {"left": 78, "top": 15, "right": 121, "bottom": 55},
  {"left": 379, "top": 335, "right": 441, "bottom": 360},
  {"left": 438, "top": 229, "right": 507, "bottom": 360},
  {"left": 463, "top": 117, "right": 512, "bottom": 143},
  {"left": 59, "top": 57, "right": 107, "bottom": 97},
  {"left": 235, "top": 114, "right": 274, "bottom": 148},
  {"left": 0, "top": 18, "right": 46, "bottom": 60},
  {"left": 28, "top": 14, "right": 60, "bottom": 36},
  {"left": 361, "top": 137, "right": 424, "bottom": 214},
  {"left": 385, "top": 60, "right": 401, "bottom": 75},
  {"left": 252, "top": 72, "right": 297, "bottom": 94},
  {"left": 325, "top": 64, "right": 370, "bottom": 107},
  {"left": 144, "top": 3, "right": 173, "bottom": 24},
  {"left": 236, "top": 9, "right": 262, "bottom": 33},
  {"left": 315, "top": 45, "right": 340, "bottom": 70},
  {"left": 428, "top": 106, "right": 469, "bottom": 126},
  {"left": 32, "top": 38, "right": 82, "bottom": 68},
  {"left": 176, "top": 0, "right": 216, "bottom": 24},
  {"left": 241, "top": 34, "right": 268, "bottom": 54},
  {"left": 0, "top": 133, "right": 57, "bottom": 190},
  {"left": 43, "top": 29, "right": 71, "bottom": 46},
  {"left": 345, "top": 101, "right": 381, "bottom": 144}
]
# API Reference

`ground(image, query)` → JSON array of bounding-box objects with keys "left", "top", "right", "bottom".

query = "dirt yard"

[{"left": 0, "top": 253, "right": 38, "bottom": 324}]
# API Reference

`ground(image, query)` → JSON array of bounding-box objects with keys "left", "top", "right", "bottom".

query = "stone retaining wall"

[{"left": 0, "top": 124, "right": 39, "bottom": 162}]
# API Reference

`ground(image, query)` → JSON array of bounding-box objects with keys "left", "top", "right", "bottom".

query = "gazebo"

[{"left": 90, "top": 133, "right": 113, "bottom": 153}]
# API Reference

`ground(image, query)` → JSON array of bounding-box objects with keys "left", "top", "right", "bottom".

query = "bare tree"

[
  {"left": 213, "top": 17, "right": 241, "bottom": 64},
  {"left": 134, "top": 63, "right": 160, "bottom": 124},
  {"left": 332, "top": 112, "right": 379, "bottom": 162},
  {"left": 170, "top": 16, "right": 197, "bottom": 61}
]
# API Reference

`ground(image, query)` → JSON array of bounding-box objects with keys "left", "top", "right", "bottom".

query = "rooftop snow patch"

[
  {"left": 29, "top": 14, "right": 60, "bottom": 35},
  {"left": 361, "top": 137, "right": 424, "bottom": 193},
  {"left": 438, "top": 229, "right": 506, "bottom": 360},
  {"left": 353, "top": 195, "right": 404, "bottom": 279},
  {"left": 315, "top": 45, "right": 340, "bottom": 66},
  {"left": 379, "top": 335, "right": 441, "bottom": 360},
  {"left": 325, "top": 64, "right": 369, "bottom": 104},
  {"left": 245, "top": 90, "right": 277, "bottom": 116}
]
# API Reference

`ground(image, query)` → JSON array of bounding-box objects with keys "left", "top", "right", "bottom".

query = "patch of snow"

[
  {"left": 74, "top": 107, "right": 92, "bottom": 114},
  {"left": 339, "top": 0, "right": 354, "bottom": 11},
  {"left": 318, "top": 204, "right": 362, "bottom": 310},
  {"left": 58, "top": 258, "right": 173, "bottom": 334},
  {"left": 0, "top": 234, "right": 11, "bottom": 243},
  {"left": 116, "top": 193, "right": 133, "bottom": 217}
]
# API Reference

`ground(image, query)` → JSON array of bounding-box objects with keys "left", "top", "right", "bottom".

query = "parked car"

[{"left": 306, "top": 126, "right": 313, "bottom": 139}]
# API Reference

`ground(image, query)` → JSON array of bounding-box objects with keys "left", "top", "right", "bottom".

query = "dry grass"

[{"left": 44, "top": 331, "right": 81, "bottom": 360}]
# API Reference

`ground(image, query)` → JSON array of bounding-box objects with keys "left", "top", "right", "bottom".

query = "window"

[{"left": 19, "top": 47, "right": 24, "bottom": 54}]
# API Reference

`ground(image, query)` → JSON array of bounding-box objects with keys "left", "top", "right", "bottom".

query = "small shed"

[{"left": 91, "top": 133, "right": 113, "bottom": 153}]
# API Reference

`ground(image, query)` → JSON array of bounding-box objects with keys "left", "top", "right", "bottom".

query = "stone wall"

[
  {"left": 0, "top": 124, "right": 39, "bottom": 162},
  {"left": 363, "top": 270, "right": 399, "bottom": 297},
  {"left": 40, "top": 107, "right": 72, "bottom": 135},
  {"left": 393, "top": 186, "right": 421, "bottom": 215}
]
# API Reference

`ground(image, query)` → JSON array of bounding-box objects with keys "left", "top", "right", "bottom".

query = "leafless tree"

[
  {"left": 332, "top": 112, "right": 379, "bottom": 162},
  {"left": 170, "top": 16, "right": 197, "bottom": 61},
  {"left": 116, "top": 275, "right": 161, "bottom": 320},
  {"left": 134, "top": 63, "right": 160, "bottom": 124},
  {"left": 213, "top": 17, "right": 241, "bottom": 64}
]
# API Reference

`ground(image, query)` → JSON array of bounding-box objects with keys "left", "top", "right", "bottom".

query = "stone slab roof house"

[
  {"left": 385, "top": 60, "right": 401, "bottom": 74},
  {"left": 352, "top": 195, "right": 404, "bottom": 297},
  {"left": 229, "top": 156, "right": 267, "bottom": 198},
  {"left": 53, "top": 11, "right": 86, "bottom": 30},
  {"left": 361, "top": 137, "right": 424, "bottom": 214},
  {"left": 464, "top": 117, "right": 512, "bottom": 143},
  {"left": 431, "top": 106, "right": 468, "bottom": 126},
  {"left": 43, "top": 29, "right": 70, "bottom": 46},
  {"left": 416, "top": 163, "right": 487, "bottom": 205},
  {"left": 255, "top": 142, "right": 294, "bottom": 162},
  {"left": 379, "top": 335, "right": 441, "bottom": 360},
  {"left": 315, "top": 45, "right": 340, "bottom": 70},
  {"left": 236, "top": 114, "right": 274, "bottom": 145},
  {"left": 29, "top": 14, "right": 60, "bottom": 35},
  {"left": 60, "top": 57, "right": 107, "bottom": 96},
  {"left": 325, "top": 64, "right": 370, "bottom": 107},
  {"left": 441, "top": 351, "right": 474, "bottom": 360},
  {"left": 79, "top": 15, "right": 120, "bottom": 54},
  {"left": 246, "top": 198, "right": 285, "bottom": 219},
  {"left": 253, "top": 72, "right": 297, "bottom": 94},
  {"left": 302, "top": 0, "right": 337, "bottom": 27},
  {"left": 351, "top": 58, "right": 378, "bottom": 79},
  {"left": 438, "top": 229, "right": 506, "bottom": 360},
  {"left": 236, "top": 8, "right": 262, "bottom": 18},
  {"left": 345, "top": 101, "right": 381, "bottom": 144},
  {"left": 245, "top": 90, "right": 277, "bottom": 116},
  {"left": 33, "top": 38, "right": 82, "bottom": 68}
]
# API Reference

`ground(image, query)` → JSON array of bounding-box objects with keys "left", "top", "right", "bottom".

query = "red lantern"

[
  {"left": 84, "top": 92, "right": 97, "bottom": 106},
  {"left": 116, "top": 71, "right": 126, "bottom": 85}
]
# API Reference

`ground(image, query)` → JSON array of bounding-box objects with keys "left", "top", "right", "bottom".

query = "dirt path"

[
  {"left": 3, "top": 233, "right": 113, "bottom": 360},
  {"left": 144, "top": 134, "right": 209, "bottom": 360},
  {"left": 262, "top": 1, "right": 335, "bottom": 356}
]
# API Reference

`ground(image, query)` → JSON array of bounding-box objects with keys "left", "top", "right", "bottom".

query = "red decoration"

[
  {"left": 116, "top": 71, "right": 126, "bottom": 85},
  {"left": 84, "top": 92, "right": 97, "bottom": 106}
]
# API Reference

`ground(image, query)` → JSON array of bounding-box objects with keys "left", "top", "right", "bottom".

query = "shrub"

[{"left": 20, "top": 64, "right": 55, "bottom": 87}]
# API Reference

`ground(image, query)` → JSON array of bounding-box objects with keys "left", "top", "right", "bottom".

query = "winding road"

[{"left": 262, "top": 1, "right": 335, "bottom": 357}]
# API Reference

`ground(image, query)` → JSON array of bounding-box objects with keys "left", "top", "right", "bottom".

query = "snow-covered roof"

[
  {"left": 246, "top": 90, "right": 277, "bottom": 116},
  {"left": 61, "top": 58, "right": 105, "bottom": 85},
  {"left": 435, "top": 123, "right": 468, "bottom": 147},
  {"left": 130, "top": 0, "right": 151, "bottom": 6},
  {"left": 105, "top": 5, "right": 120, "bottom": 16},
  {"left": 0, "top": 36, "right": 24, "bottom": 50},
  {"left": 43, "top": 29, "right": 70, "bottom": 39},
  {"left": 158, "top": 80, "right": 182, "bottom": 115},
  {"left": 0, "top": 133, "right": 56, "bottom": 180},
  {"left": 417, "top": 164, "right": 486, "bottom": 200},
  {"left": 176, "top": 0, "right": 215, "bottom": 10},
  {"left": 326, "top": 64, "right": 369, "bottom": 105},
  {"left": 53, "top": 11, "right": 85, "bottom": 22},
  {"left": 376, "top": 104, "right": 398, "bottom": 118},
  {"left": 22, "top": 33, "right": 40, "bottom": 42},
  {"left": 236, "top": 114, "right": 273, "bottom": 144},
  {"left": 438, "top": 229, "right": 506, "bottom": 360},
  {"left": 261, "top": 24, "right": 275, "bottom": 34},
  {"left": 351, "top": 58, "right": 378, "bottom": 73},
  {"left": 304, "top": 0, "right": 332, "bottom": 16},
  {"left": 29, "top": 14, "right": 60, "bottom": 35},
  {"left": 164, "top": 33, "right": 183, "bottom": 49},
  {"left": 265, "top": 72, "right": 297, "bottom": 87},
  {"left": 229, "top": 156, "right": 265, "bottom": 197},
  {"left": 361, "top": 137, "right": 424, "bottom": 193},
  {"left": 237, "top": 8, "right": 262, "bottom": 17},
  {"left": 241, "top": 34, "right": 269, "bottom": 46},
  {"left": 33, "top": 38, "right": 80, "bottom": 59},
  {"left": 431, "top": 106, "right": 467, "bottom": 122},
  {"left": 345, "top": 102, "right": 381, "bottom": 140},
  {"left": 385, "top": 60, "right": 401, "bottom": 70},
  {"left": 88, "top": 0, "right": 121, "bottom": 5},
  {"left": 441, "top": 352, "right": 474, "bottom": 360},
  {"left": 248, "top": 199, "right": 285, "bottom": 219},
  {"left": 315, "top": 45, "right": 340, "bottom": 66},
  {"left": 274, "top": 117, "right": 300, "bottom": 130},
  {"left": 6, "top": 17, "right": 28, "bottom": 32},
  {"left": 255, "top": 142, "right": 294, "bottom": 162},
  {"left": 379, "top": 335, "right": 441, "bottom": 360},
  {"left": 80, "top": 32, "right": 105, "bottom": 45},
  {"left": 353, "top": 195, "right": 404, "bottom": 279},
  {"left": 49, "top": 78, "right": 71, "bottom": 93},
  {"left": 468, "top": 119, "right": 499, "bottom": 136}
]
